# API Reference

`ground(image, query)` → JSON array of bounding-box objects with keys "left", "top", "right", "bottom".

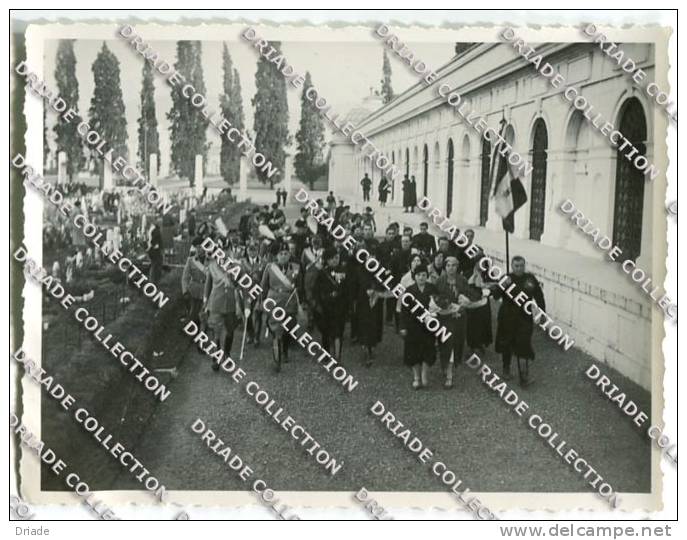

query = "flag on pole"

[{"left": 490, "top": 125, "right": 527, "bottom": 234}]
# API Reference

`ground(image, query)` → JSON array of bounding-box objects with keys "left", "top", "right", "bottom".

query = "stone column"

[
  {"left": 149, "top": 153, "right": 158, "bottom": 187},
  {"left": 102, "top": 162, "right": 114, "bottom": 191},
  {"left": 57, "top": 151, "right": 67, "bottom": 185},
  {"left": 462, "top": 147, "right": 482, "bottom": 227},
  {"left": 239, "top": 155, "right": 248, "bottom": 201},
  {"left": 194, "top": 154, "right": 204, "bottom": 197},
  {"left": 540, "top": 149, "right": 569, "bottom": 249},
  {"left": 284, "top": 155, "right": 293, "bottom": 197}
]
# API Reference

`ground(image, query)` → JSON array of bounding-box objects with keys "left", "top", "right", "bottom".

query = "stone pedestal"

[
  {"left": 194, "top": 155, "right": 204, "bottom": 197},
  {"left": 57, "top": 151, "right": 67, "bottom": 185},
  {"left": 149, "top": 153, "right": 158, "bottom": 187}
]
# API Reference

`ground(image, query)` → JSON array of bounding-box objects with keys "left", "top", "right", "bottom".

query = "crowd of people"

[
  {"left": 363, "top": 173, "right": 419, "bottom": 211},
  {"left": 42, "top": 182, "right": 202, "bottom": 292},
  {"left": 181, "top": 194, "right": 547, "bottom": 389}
]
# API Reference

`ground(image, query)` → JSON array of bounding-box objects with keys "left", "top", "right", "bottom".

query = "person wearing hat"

[
  {"left": 260, "top": 240, "right": 303, "bottom": 372},
  {"left": 181, "top": 242, "right": 207, "bottom": 324},
  {"left": 312, "top": 246, "right": 349, "bottom": 359},
  {"left": 203, "top": 237, "right": 245, "bottom": 369},
  {"left": 241, "top": 241, "right": 267, "bottom": 347},
  {"left": 399, "top": 261, "right": 438, "bottom": 389},
  {"left": 434, "top": 256, "right": 482, "bottom": 389}
]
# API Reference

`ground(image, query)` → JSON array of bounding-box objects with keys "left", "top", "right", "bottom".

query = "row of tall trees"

[{"left": 49, "top": 41, "right": 392, "bottom": 187}]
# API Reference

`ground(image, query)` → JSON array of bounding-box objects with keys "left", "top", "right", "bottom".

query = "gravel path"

[{"left": 111, "top": 310, "right": 652, "bottom": 495}]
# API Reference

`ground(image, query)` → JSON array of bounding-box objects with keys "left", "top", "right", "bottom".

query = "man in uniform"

[
  {"left": 392, "top": 234, "right": 413, "bottom": 278},
  {"left": 181, "top": 243, "right": 207, "bottom": 324},
  {"left": 361, "top": 223, "right": 379, "bottom": 253},
  {"left": 261, "top": 241, "right": 303, "bottom": 371},
  {"left": 412, "top": 222, "right": 436, "bottom": 259},
  {"left": 241, "top": 241, "right": 266, "bottom": 346},
  {"left": 360, "top": 173, "right": 372, "bottom": 202},
  {"left": 203, "top": 239, "right": 245, "bottom": 370},
  {"left": 494, "top": 255, "right": 546, "bottom": 387}
]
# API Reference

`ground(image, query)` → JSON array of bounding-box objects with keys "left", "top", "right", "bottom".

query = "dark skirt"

[
  {"left": 437, "top": 314, "right": 466, "bottom": 367},
  {"left": 466, "top": 302, "right": 493, "bottom": 349},
  {"left": 356, "top": 298, "right": 384, "bottom": 347},
  {"left": 495, "top": 306, "right": 535, "bottom": 359},
  {"left": 403, "top": 322, "right": 436, "bottom": 367},
  {"left": 318, "top": 303, "right": 347, "bottom": 339}
]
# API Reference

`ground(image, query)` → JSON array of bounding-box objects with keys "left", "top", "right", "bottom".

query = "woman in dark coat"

[
  {"left": 350, "top": 260, "right": 385, "bottom": 366},
  {"left": 399, "top": 263, "right": 438, "bottom": 389},
  {"left": 401, "top": 175, "right": 411, "bottom": 212},
  {"left": 494, "top": 256, "right": 545, "bottom": 386},
  {"left": 378, "top": 177, "right": 390, "bottom": 207},
  {"left": 409, "top": 175, "right": 418, "bottom": 210},
  {"left": 465, "top": 265, "right": 493, "bottom": 355},
  {"left": 313, "top": 247, "right": 349, "bottom": 359}
]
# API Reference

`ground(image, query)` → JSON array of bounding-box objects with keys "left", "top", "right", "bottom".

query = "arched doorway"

[
  {"left": 422, "top": 144, "right": 429, "bottom": 197},
  {"left": 405, "top": 148, "right": 410, "bottom": 177},
  {"left": 479, "top": 137, "right": 491, "bottom": 226},
  {"left": 529, "top": 119, "right": 548, "bottom": 241},
  {"left": 446, "top": 139, "right": 454, "bottom": 217},
  {"left": 612, "top": 98, "right": 647, "bottom": 261}
]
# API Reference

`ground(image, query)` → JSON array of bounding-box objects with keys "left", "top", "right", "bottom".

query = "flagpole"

[{"left": 505, "top": 230, "right": 510, "bottom": 274}]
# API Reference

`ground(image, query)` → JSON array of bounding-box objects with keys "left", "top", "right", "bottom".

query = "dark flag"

[{"left": 490, "top": 128, "right": 527, "bottom": 234}]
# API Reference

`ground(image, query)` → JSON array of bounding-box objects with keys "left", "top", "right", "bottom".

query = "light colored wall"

[{"left": 330, "top": 42, "right": 657, "bottom": 389}]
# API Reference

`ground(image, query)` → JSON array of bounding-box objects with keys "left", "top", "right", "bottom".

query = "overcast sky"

[{"left": 43, "top": 38, "right": 455, "bottom": 175}]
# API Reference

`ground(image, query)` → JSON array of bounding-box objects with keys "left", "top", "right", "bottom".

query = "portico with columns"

[{"left": 329, "top": 42, "right": 664, "bottom": 389}]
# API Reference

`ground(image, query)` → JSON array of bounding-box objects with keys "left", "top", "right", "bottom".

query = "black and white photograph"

[{"left": 10, "top": 11, "right": 676, "bottom": 526}]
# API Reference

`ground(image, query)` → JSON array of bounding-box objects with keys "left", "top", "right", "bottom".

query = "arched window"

[
  {"left": 612, "top": 98, "right": 647, "bottom": 261},
  {"left": 479, "top": 137, "right": 491, "bottom": 226},
  {"left": 422, "top": 144, "right": 429, "bottom": 197},
  {"left": 529, "top": 119, "right": 548, "bottom": 241},
  {"left": 446, "top": 139, "right": 454, "bottom": 217}
]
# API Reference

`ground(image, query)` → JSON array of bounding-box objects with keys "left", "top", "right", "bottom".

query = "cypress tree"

[
  {"left": 252, "top": 40, "right": 290, "bottom": 187},
  {"left": 219, "top": 44, "right": 244, "bottom": 185},
  {"left": 168, "top": 41, "right": 208, "bottom": 185},
  {"left": 137, "top": 60, "right": 160, "bottom": 177},
  {"left": 381, "top": 50, "right": 394, "bottom": 105},
  {"left": 53, "top": 39, "right": 83, "bottom": 180},
  {"left": 88, "top": 42, "right": 128, "bottom": 183},
  {"left": 294, "top": 72, "right": 326, "bottom": 190}
]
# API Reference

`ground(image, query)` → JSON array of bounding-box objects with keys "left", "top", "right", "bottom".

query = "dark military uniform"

[
  {"left": 204, "top": 260, "right": 242, "bottom": 358},
  {"left": 241, "top": 252, "right": 266, "bottom": 345},
  {"left": 260, "top": 261, "right": 302, "bottom": 337}
]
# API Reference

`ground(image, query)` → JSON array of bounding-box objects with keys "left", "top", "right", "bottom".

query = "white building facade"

[{"left": 330, "top": 42, "right": 661, "bottom": 390}]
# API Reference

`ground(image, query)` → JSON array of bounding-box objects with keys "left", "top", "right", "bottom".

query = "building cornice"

[{"left": 357, "top": 42, "right": 577, "bottom": 138}]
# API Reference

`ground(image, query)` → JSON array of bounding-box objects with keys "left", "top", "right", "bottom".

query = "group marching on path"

[{"left": 180, "top": 190, "right": 547, "bottom": 390}]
